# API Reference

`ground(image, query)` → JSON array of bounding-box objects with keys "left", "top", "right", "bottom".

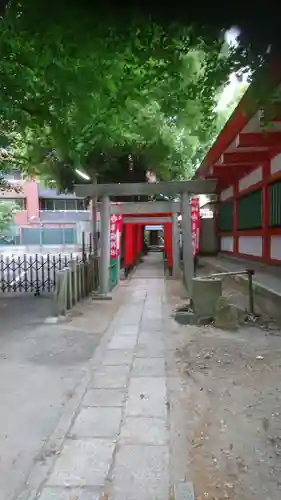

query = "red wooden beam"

[
  {"left": 222, "top": 151, "right": 268, "bottom": 164},
  {"left": 237, "top": 132, "right": 281, "bottom": 148},
  {"left": 213, "top": 164, "right": 254, "bottom": 172},
  {"left": 212, "top": 166, "right": 253, "bottom": 177}
]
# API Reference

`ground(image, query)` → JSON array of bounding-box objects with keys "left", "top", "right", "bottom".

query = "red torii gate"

[{"left": 122, "top": 212, "right": 173, "bottom": 271}]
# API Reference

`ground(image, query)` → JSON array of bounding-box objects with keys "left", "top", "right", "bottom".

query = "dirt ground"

[{"left": 166, "top": 273, "right": 281, "bottom": 500}]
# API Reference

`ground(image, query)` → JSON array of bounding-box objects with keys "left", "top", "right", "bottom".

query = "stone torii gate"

[{"left": 74, "top": 179, "right": 216, "bottom": 297}]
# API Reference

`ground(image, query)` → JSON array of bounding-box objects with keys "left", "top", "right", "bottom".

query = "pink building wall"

[
  {"left": 12, "top": 180, "right": 39, "bottom": 226},
  {"left": 25, "top": 180, "right": 40, "bottom": 220}
]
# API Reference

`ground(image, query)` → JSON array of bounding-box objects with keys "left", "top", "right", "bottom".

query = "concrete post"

[
  {"left": 91, "top": 178, "right": 100, "bottom": 291},
  {"left": 77, "top": 263, "right": 82, "bottom": 301},
  {"left": 91, "top": 176, "right": 98, "bottom": 257},
  {"left": 171, "top": 203, "right": 180, "bottom": 279},
  {"left": 66, "top": 267, "right": 73, "bottom": 309},
  {"left": 70, "top": 260, "right": 78, "bottom": 304},
  {"left": 54, "top": 269, "right": 68, "bottom": 316},
  {"left": 81, "top": 263, "right": 86, "bottom": 297},
  {"left": 99, "top": 194, "right": 110, "bottom": 295},
  {"left": 181, "top": 192, "right": 194, "bottom": 298}
]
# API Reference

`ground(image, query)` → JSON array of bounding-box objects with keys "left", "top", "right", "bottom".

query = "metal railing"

[{"left": 0, "top": 234, "right": 94, "bottom": 295}]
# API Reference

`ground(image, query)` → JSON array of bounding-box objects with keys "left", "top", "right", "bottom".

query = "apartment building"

[{"left": 0, "top": 170, "right": 92, "bottom": 245}]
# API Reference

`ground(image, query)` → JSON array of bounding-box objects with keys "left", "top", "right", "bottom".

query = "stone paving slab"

[
  {"left": 83, "top": 389, "right": 126, "bottom": 407},
  {"left": 125, "top": 377, "right": 167, "bottom": 418},
  {"left": 135, "top": 342, "right": 165, "bottom": 358},
  {"left": 39, "top": 487, "right": 101, "bottom": 500},
  {"left": 174, "top": 481, "right": 195, "bottom": 500},
  {"left": 70, "top": 407, "right": 122, "bottom": 438},
  {"left": 107, "top": 334, "right": 137, "bottom": 350},
  {"left": 90, "top": 365, "right": 131, "bottom": 389},
  {"left": 120, "top": 416, "right": 168, "bottom": 445},
  {"left": 138, "top": 332, "right": 164, "bottom": 345},
  {"left": 132, "top": 357, "right": 166, "bottom": 377},
  {"left": 109, "top": 444, "right": 169, "bottom": 500},
  {"left": 101, "top": 349, "right": 134, "bottom": 365},
  {"left": 115, "top": 314, "right": 142, "bottom": 327},
  {"left": 141, "top": 318, "right": 163, "bottom": 331},
  {"left": 47, "top": 439, "right": 115, "bottom": 487},
  {"left": 113, "top": 325, "right": 139, "bottom": 336}
]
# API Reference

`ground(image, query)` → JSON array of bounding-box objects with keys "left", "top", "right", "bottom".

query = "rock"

[
  {"left": 262, "top": 417, "right": 270, "bottom": 431},
  {"left": 214, "top": 296, "right": 238, "bottom": 330}
]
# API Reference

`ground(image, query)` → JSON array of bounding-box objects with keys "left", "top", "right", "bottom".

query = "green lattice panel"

[
  {"left": 238, "top": 189, "right": 262, "bottom": 230},
  {"left": 269, "top": 180, "right": 281, "bottom": 227},
  {"left": 109, "top": 258, "right": 118, "bottom": 290},
  {"left": 219, "top": 201, "right": 233, "bottom": 232}
]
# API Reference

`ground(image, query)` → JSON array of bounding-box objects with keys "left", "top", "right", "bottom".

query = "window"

[
  {"left": 3, "top": 169, "right": 22, "bottom": 181},
  {"left": 14, "top": 199, "right": 25, "bottom": 210},
  {"left": 54, "top": 199, "right": 66, "bottom": 211},
  {"left": 39, "top": 198, "right": 87, "bottom": 211},
  {"left": 77, "top": 199, "right": 86, "bottom": 210},
  {"left": 65, "top": 199, "right": 77, "bottom": 210},
  {"left": 0, "top": 198, "right": 25, "bottom": 210},
  {"left": 40, "top": 198, "right": 54, "bottom": 210}
]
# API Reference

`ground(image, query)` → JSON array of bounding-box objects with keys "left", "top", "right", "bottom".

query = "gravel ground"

[{"left": 166, "top": 273, "right": 281, "bottom": 500}]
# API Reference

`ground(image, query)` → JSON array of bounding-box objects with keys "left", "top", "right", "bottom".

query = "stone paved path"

[{"left": 25, "top": 253, "right": 194, "bottom": 500}]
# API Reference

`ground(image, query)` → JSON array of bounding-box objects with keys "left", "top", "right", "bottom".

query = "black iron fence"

[{"left": 0, "top": 245, "right": 94, "bottom": 295}]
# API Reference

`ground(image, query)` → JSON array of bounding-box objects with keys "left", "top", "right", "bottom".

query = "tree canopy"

[
  {"left": 0, "top": 201, "right": 16, "bottom": 236},
  {"left": 0, "top": 1, "right": 252, "bottom": 189}
]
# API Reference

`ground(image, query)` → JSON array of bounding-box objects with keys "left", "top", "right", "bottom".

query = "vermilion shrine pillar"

[
  {"left": 137, "top": 225, "right": 143, "bottom": 255},
  {"left": 164, "top": 222, "right": 172, "bottom": 274},
  {"left": 99, "top": 194, "right": 110, "bottom": 295},
  {"left": 124, "top": 223, "right": 133, "bottom": 272}
]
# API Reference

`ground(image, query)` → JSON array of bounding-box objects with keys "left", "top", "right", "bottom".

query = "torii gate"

[
  {"left": 75, "top": 179, "right": 216, "bottom": 297},
  {"left": 112, "top": 205, "right": 178, "bottom": 275}
]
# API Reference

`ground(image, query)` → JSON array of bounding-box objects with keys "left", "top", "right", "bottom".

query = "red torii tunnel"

[{"left": 121, "top": 212, "right": 174, "bottom": 272}]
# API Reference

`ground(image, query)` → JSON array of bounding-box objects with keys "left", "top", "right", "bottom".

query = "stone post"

[
  {"left": 91, "top": 176, "right": 98, "bottom": 257},
  {"left": 77, "top": 263, "right": 82, "bottom": 301},
  {"left": 66, "top": 267, "right": 73, "bottom": 309},
  {"left": 181, "top": 192, "right": 194, "bottom": 298},
  {"left": 54, "top": 269, "right": 68, "bottom": 316},
  {"left": 99, "top": 194, "right": 110, "bottom": 295},
  {"left": 81, "top": 262, "right": 86, "bottom": 297},
  {"left": 91, "top": 175, "right": 99, "bottom": 291},
  {"left": 171, "top": 202, "right": 180, "bottom": 279},
  {"left": 70, "top": 260, "right": 78, "bottom": 304}
]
